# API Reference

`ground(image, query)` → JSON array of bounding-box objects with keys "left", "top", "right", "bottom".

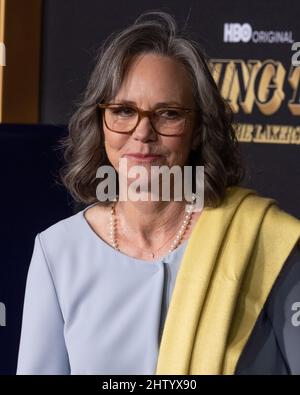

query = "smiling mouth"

[
  {"left": 123, "top": 153, "right": 163, "bottom": 162},
  {"left": 125, "top": 153, "right": 161, "bottom": 158}
]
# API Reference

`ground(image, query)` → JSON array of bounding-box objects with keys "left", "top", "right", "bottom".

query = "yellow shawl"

[{"left": 155, "top": 186, "right": 300, "bottom": 375}]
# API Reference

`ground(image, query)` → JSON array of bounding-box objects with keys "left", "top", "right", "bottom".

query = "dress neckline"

[{"left": 80, "top": 202, "right": 189, "bottom": 266}]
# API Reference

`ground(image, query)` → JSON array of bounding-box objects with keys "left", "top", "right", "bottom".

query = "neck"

[{"left": 115, "top": 198, "right": 188, "bottom": 244}]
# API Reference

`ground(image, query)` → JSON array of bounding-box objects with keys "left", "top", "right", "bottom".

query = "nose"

[{"left": 132, "top": 115, "right": 157, "bottom": 143}]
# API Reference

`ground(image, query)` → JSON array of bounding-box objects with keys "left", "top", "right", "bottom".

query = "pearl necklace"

[{"left": 109, "top": 194, "right": 196, "bottom": 259}]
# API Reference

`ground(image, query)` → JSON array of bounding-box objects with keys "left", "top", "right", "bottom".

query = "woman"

[{"left": 17, "top": 11, "right": 300, "bottom": 375}]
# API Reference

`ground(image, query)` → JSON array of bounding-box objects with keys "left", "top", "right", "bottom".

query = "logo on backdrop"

[
  {"left": 210, "top": 54, "right": 300, "bottom": 144},
  {"left": 223, "top": 23, "right": 293, "bottom": 44}
]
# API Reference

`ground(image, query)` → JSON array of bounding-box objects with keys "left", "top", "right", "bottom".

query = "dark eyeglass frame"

[{"left": 98, "top": 102, "right": 199, "bottom": 137}]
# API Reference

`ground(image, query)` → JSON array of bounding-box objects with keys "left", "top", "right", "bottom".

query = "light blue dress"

[{"left": 16, "top": 203, "right": 189, "bottom": 375}]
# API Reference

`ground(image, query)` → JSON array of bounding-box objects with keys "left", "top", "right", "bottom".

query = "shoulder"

[
  {"left": 36, "top": 206, "right": 93, "bottom": 274},
  {"left": 36, "top": 202, "right": 111, "bottom": 270},
  {"left": 38, "top": 207, "right": 83, "bottom": 246},
  {"left": 226, "top": 186, "right": 299, "bottom": 217},
  {"left": 226, "top": 187, "right": 300, "bottom": 238}
]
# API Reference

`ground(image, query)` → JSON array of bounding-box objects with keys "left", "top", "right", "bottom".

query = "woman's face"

[{"left": 102, "top": 53, "right": 199, "bottom": 187}]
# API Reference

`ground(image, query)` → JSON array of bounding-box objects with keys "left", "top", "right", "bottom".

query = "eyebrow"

[{"left": 114, "top": 99, "right": 184, "bottom": 108}]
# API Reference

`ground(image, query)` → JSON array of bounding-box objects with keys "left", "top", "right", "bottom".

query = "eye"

[
  {"left": 156, "top": 109, "right": 183, "bottom": 120},
  {"left": 110, "top": 106, "right": 136, "bottom": 117}
]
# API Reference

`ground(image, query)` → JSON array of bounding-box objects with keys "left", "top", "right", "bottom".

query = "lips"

[
  {"left": 125, "top": 153, "right": 161, "bottom": 158},
  {"left": 123, "top": 153, "right": 163, "bottom": 162}
]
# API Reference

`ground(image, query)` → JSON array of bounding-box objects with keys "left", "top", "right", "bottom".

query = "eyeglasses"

[{"left": 98, "top": 103, "right": 198, "bottom": 137}]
